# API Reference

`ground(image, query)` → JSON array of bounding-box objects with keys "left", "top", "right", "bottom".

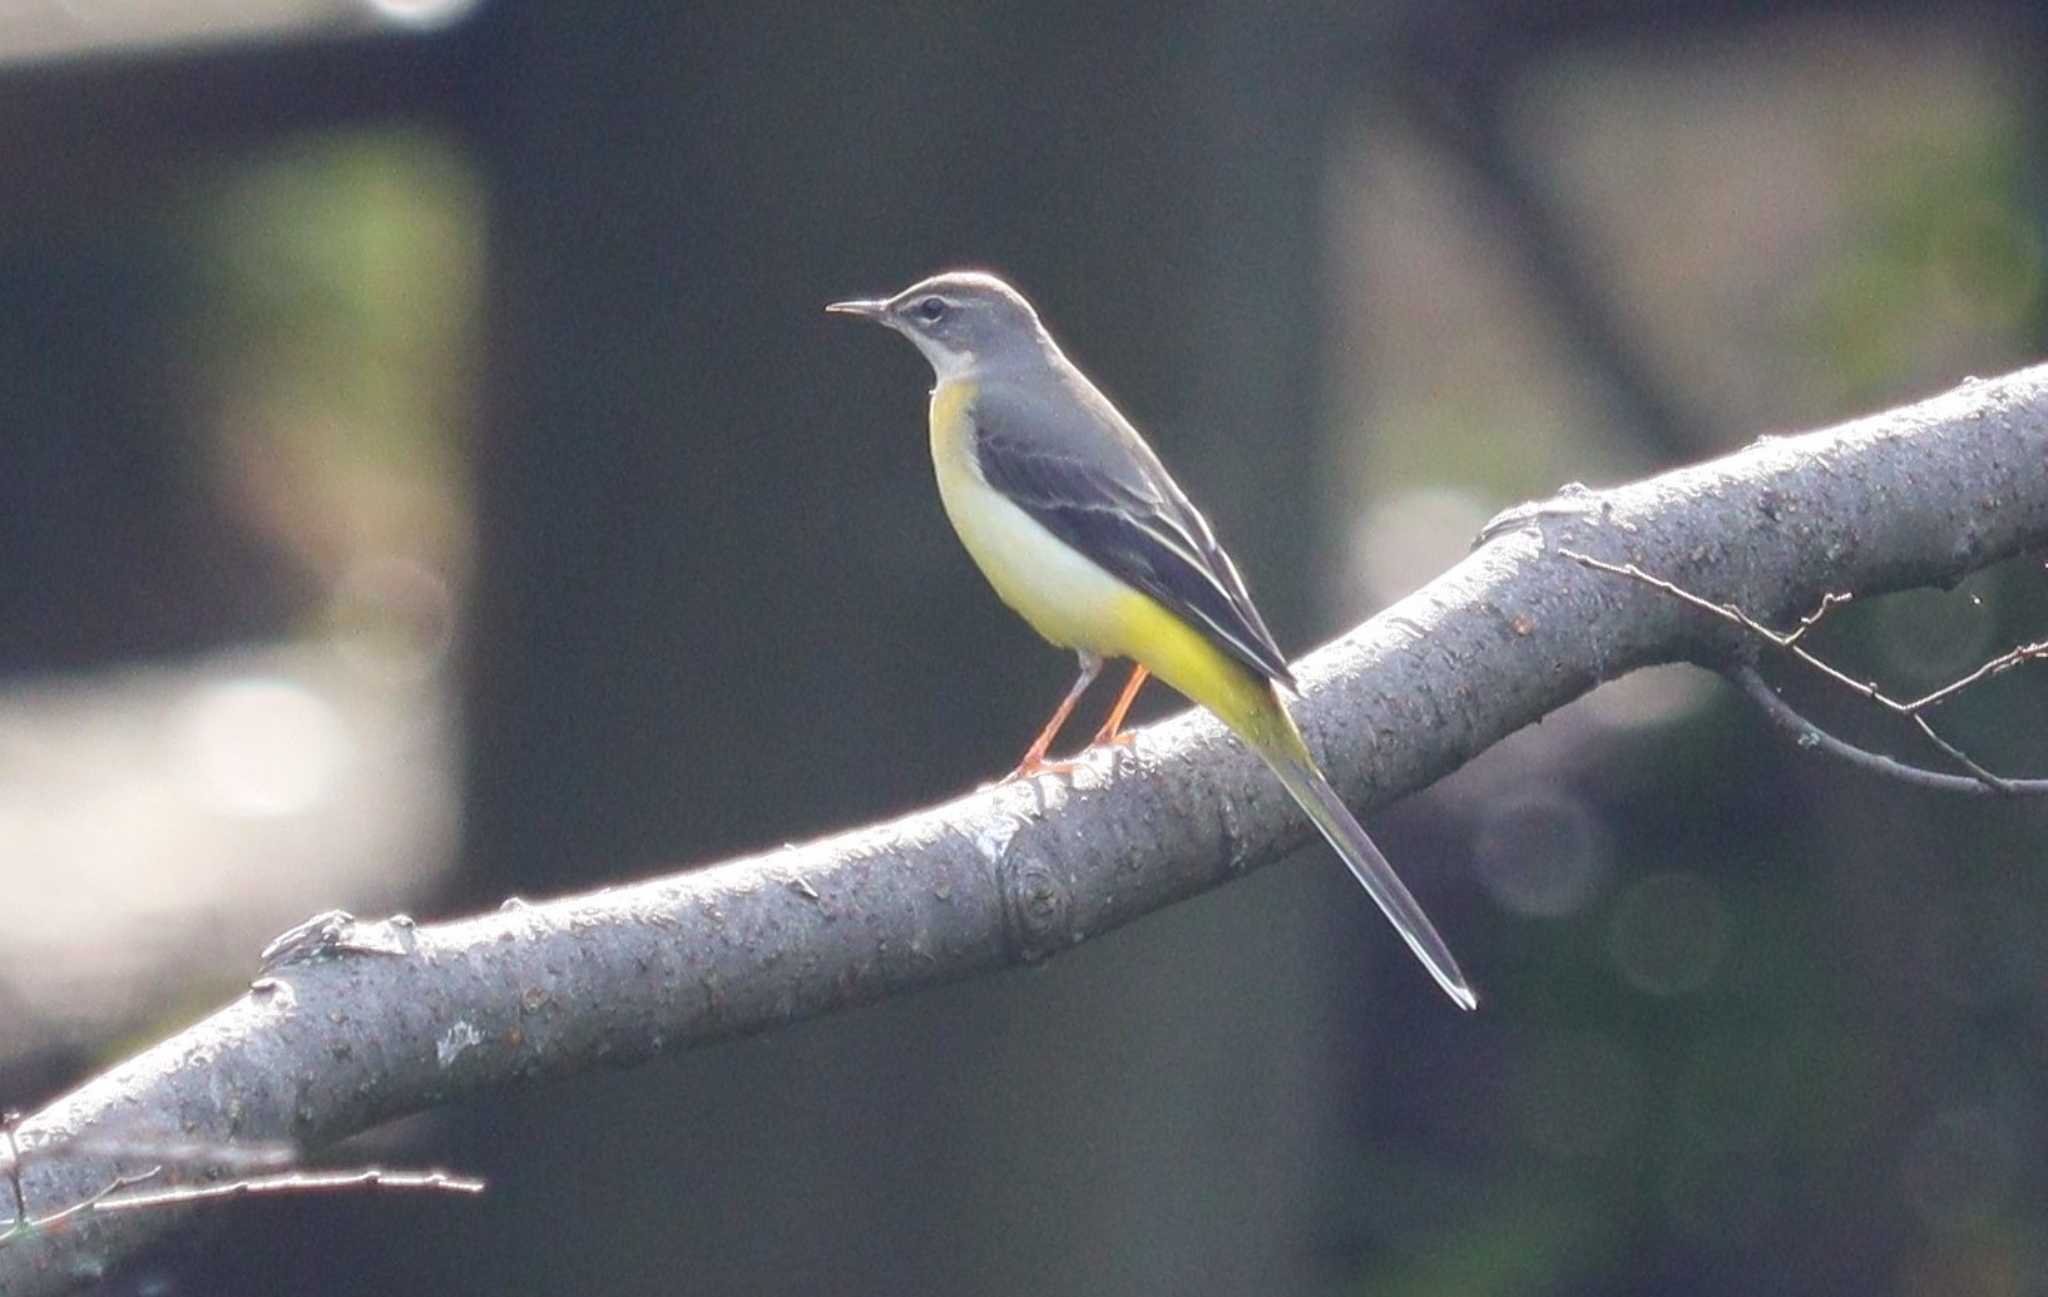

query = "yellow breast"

[
  {"left": 928, "top": 378, "right": 1127, "bottom": 653},
  {"left": 926, "top": 378, "right": 1277, "bottom": 739}
]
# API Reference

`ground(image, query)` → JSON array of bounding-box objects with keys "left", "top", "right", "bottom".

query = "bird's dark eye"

[{"left": 917, "top": 296, "right": 948, "bottom": 322}]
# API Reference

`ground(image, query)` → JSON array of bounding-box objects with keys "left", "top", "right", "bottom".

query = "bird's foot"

[
  {"left": 999, "top": 728, "right": 1138, "bottom": 785},
  {"left": 999, "top": 753, "right": 1085, "bottom": 784}
]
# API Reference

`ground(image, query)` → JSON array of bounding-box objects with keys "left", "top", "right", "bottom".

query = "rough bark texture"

[{"left": 6, "top": 366, "right": 2047, "bottom": 1294}]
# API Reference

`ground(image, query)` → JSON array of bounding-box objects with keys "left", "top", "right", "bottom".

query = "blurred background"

[{"left": 3, "top": 2, "right": 2046, "bottom": 1294}]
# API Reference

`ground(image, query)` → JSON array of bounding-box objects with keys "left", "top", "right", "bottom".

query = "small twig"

[
  {"left": 1788, "top": 591, "right": 1853, "bottom": 644},
  {"left": 87, "top": 1167, "right": 485, "bottom": 1214},
  {"left": 2, "top": 1168, "right": 165, "bottom": 1241},
  {"left": 1731, "top": 666, "right": 2048, "bottom": 796},
  {"left": 1905, "top": 715, "right": 2021, "bottom": 793},
  {"left": 0, "top": 1166, "right": 481, "bottom": 1247},
  {"left": 1901, "top": 638, "right": 2048, "bottom": 712},
  {"left": 1562, "top": 549, "right": 1885, "bottom": 692},
  {"left": 0, "top": 1120, "right": 479, "bottom": 1247},
  {"left": 1562, "top": 549, "right": 2048, "bottom": 795}
]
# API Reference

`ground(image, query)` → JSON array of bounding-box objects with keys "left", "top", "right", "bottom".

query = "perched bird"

[{"left": 829, "top": 272, "right": 1475, "bottom": 1010}]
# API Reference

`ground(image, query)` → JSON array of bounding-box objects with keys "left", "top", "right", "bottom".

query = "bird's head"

[{"left": 827, "top": 270, "right": 1047, "bottom": 379}]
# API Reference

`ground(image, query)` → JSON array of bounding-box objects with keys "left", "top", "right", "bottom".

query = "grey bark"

[{"left": 6, "top": 365, "right": 2048, "bottom": 1295}]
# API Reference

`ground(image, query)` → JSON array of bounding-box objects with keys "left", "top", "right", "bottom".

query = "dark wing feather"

[{"left": 971, "top": 378, "right": 1295, "bottom": 688}]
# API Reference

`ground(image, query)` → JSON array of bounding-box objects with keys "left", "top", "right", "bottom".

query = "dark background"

[{"left": 4, "top": 3, "right": 2047, "bottom": 1294}]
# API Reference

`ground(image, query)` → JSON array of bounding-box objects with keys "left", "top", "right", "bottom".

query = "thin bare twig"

[
  {"left": 1903, "top": 637, "right": 2048, "bottom": 712},
  {"left": 0, "top": 1165, "right": 481, "bottom": 1247},
  {"left": 0, "top": 1120, "right": 480, "bottom": 1250},
  {"left": 1788, "top": 591, "right": 1854, "bottom": 643},
  {"left": 1729, "top": 666, "right": 2048, "bottom": 796},
  {"left": 1561, "top": 549, "right": 2048, "bottom": 795},
  {"left": 0, "top": 1168, "right": 163, "bottom": 1243},
  {"left": 85, "top": 1167, "right": 485, "bottom": 1214}
]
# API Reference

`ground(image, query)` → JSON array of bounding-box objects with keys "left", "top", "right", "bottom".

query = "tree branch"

[
  {"left": 1557, "top": 550, "right": 2048, "bottom": 794},
  {"left": 8, "top": 367, "right": 2048, "bottom": 1293},
  {"left": 1727, "top": 664, "right": 2048, "bottom": 796}
]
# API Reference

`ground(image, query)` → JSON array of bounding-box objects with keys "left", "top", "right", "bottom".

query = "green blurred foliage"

[
  {"left": 177, "top": 128, "right": 483, "bottom": 597},
  {"left": 1806, "top": 120, "right": 2043, "bottom": 404}
]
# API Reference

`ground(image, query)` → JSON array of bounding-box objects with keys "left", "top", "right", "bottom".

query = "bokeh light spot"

[
  {"left": 173, "top": 678, "right": 349, "bottom": 818},
  {"left": 1473, "top": 790, "right": 1610, "bottom": 918},
  {"left": 365, "top": 0, "right": 483, "bottom": 31}
]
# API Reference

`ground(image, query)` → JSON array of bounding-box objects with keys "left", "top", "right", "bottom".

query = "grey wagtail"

[{"left": 829, "top": 271, "right": 1475, "bottom": 1010}]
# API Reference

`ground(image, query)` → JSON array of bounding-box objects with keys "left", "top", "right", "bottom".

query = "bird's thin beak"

[{"left": 825, "top": 298, "right": 889, "bottom": 320}]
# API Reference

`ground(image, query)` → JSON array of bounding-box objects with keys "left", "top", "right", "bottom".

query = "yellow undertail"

[{"left": 1114, "top": 589, "right": 1477, "bottom": 1010}]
